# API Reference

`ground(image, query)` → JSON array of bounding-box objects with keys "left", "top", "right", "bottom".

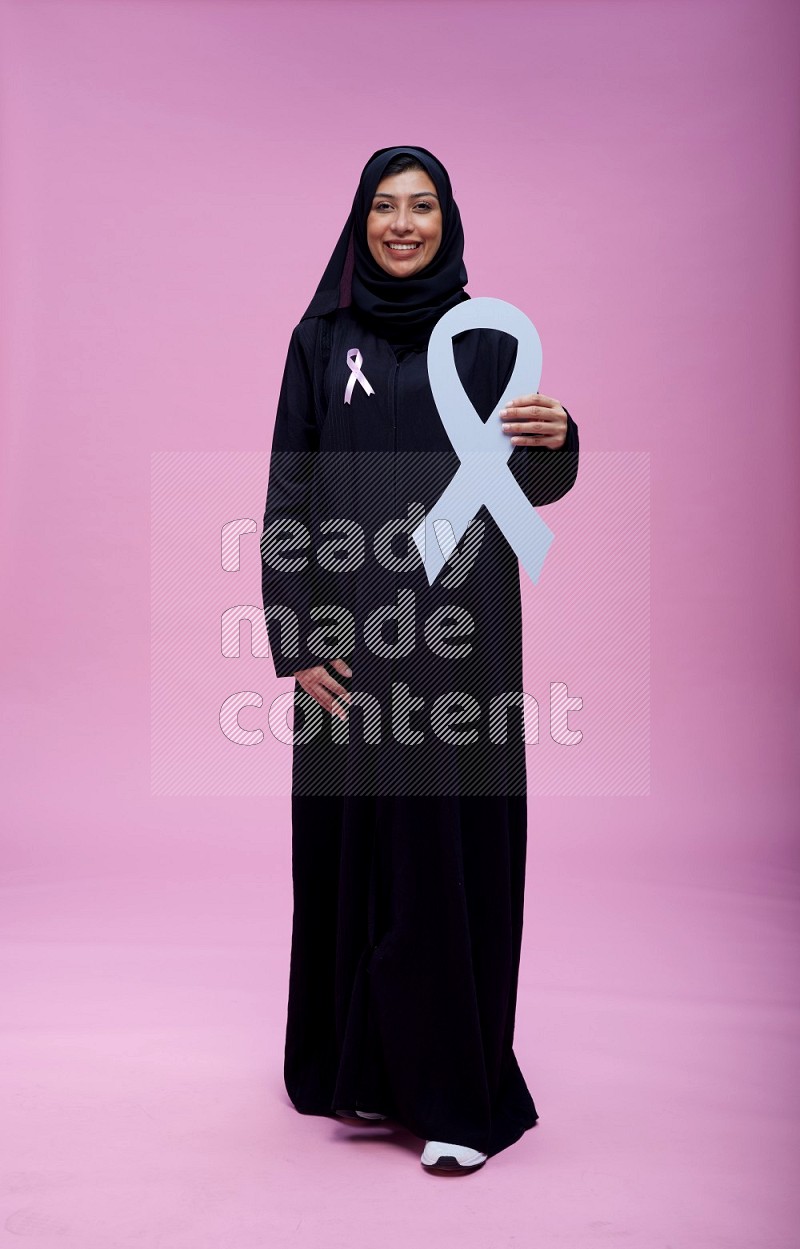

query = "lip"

[{"left": 384, "top": 242, "right": 423, "bottom": 253}]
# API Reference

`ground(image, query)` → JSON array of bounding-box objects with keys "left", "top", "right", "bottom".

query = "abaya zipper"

[
  {"left": 390, "top": 357, "right": 399, "bottom": 516},
  {"left": 389, "top": 356, "right": 399, "bottom": 779}
]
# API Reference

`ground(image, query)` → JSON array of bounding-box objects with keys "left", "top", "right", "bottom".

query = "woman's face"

[{"left": 366, "top": 169, "right": 443, "bottom": 278}]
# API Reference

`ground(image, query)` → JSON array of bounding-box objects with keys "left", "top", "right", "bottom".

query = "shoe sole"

[
  {"left": 421, "top": 1155, "right": 487, "bottom": 1175},
  {"left": 335, "top": 1109, "right": 388, "bottom": 1125}
]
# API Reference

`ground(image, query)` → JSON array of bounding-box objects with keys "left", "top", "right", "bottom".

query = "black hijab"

[{"left": 300, "top": 145, "right": 470, "bottom": 348}]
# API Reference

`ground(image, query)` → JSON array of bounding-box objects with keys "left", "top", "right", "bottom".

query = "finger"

[
  {"left": 501, "top": 401, "right": 560, "bottom": 419},
  {"left": 298, "top": 665, "right": 352, "bottom": 712},
  {"left": 509, "top": 434, "right": 562, "bottom": 448},
  {"left": 510, "top": 421, "right": 567, "bottom": 445},
  {"left": 329, "top": 657, "right": 353, "bottom": 678},
  {"left": 500, "top": 415, "right": 560, "bottom": 432},
  {"left": 316, "top": 671, "right": 352, "bottom": 706},
  {"left": 308, "top": 689, "right": 348, "bottom": 720},
  {"left": 304, "top": 678, "right": 350, "bottom": 720},
  {"left": 326, "top": 694, "right": 349, "bottom": 721},
  {"left": 501, "top": 393, "right": 557, "bottom": 411},
  {"left": 500, "top": 410, "right": 560, "bottom": 431},
  {"left": 501, "top": 422, "right": 561, "bottom": 442}
]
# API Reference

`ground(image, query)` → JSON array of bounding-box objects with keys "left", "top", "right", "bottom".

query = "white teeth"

[{"left": 388, "top": 243, "right": 420, "bottom": 250}]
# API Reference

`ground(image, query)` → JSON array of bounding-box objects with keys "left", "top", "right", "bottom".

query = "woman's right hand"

[{"left": 294, "top": 658, "right": 352, "bottom": 721}]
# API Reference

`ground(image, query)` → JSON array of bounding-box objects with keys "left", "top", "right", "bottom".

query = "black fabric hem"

[{"left": 283, "top": 1094, "right": 539, "bottom": 1160}]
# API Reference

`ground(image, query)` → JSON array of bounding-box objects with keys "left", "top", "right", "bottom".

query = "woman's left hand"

[{"left": 499, "top": 393, "right": 568, "bottom": 449}]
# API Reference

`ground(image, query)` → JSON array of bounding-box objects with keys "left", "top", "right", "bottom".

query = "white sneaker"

[{"left": 421, "top": 1140, "right": 488, "bottom": 1172}]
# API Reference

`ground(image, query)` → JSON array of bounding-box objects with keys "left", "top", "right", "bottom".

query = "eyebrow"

[{"left": 371, "top": 191, "right": 439, "bottom": 200}]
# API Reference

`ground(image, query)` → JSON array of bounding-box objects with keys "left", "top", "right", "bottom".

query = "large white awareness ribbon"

[
  {"left": 412, "top": 297, "right": 555, "bottom": 587},
  {"left": 344, "top": 348, "right": 375, "bottom": 405}
]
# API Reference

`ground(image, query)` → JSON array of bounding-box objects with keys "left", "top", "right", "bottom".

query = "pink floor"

[{"left": 2, "top": 811, "right": 797, "bottom": 1248}]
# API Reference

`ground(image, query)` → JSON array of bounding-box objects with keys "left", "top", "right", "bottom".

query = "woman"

[{"left": 261, "top": 146, "right": 579, "bottom": 1173}]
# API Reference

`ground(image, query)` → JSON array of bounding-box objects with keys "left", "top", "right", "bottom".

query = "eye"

[
  {"left": 414, "top": 202, "right": 435, "bottom": 211},
  {"left": 373, "top": 202, "right": 394, "bottom": 211}
]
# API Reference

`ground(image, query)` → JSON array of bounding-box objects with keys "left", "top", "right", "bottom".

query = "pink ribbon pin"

[{"left": 343, "top": 348, "right": 375, "bottom": 405}]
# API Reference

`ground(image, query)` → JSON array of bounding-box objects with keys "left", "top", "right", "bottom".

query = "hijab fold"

[{"left": 300, "top": 146, "right": 470, "bottom": 348}]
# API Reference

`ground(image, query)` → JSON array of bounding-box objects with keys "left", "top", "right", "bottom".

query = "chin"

[{"left": 384, "top": 258, "right": 431, "bottom": 278}]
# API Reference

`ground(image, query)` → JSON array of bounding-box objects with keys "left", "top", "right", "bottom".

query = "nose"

[{"left": 390, "top": 203, "right": 414, "bottom": 235}]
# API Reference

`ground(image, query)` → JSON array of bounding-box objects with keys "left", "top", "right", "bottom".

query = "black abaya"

[{"left": 261, "top": 303, "right": 579, "bottom": 1157}]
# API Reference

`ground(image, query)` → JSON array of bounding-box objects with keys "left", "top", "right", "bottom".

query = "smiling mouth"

[{"left": 385, "top": 242, "right": 422, "bottom": 252}]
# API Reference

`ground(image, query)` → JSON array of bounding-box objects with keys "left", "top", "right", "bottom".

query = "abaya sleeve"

[
  {"left": 260, "top": 319, "right": 323, "bottom": 680},
  {"left": 496, "top": 328, "right": 581, "bottom": 507},
  {"left": 509, "top": 404, "right": 580, "bottom": 508}
]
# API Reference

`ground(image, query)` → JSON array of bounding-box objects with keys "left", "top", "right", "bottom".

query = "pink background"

[{"left": 1, "top": 0, "right": 798, "bottom": 1245}]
